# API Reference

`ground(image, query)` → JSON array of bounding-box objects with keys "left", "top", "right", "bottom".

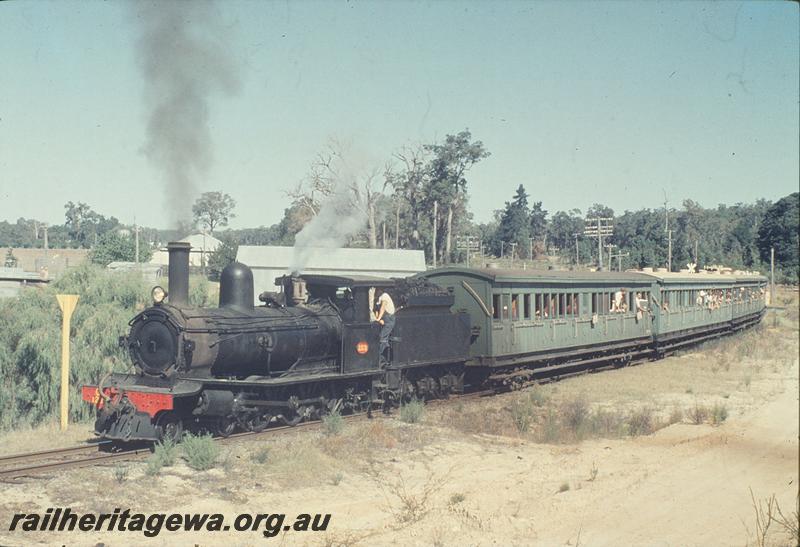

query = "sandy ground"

[{"left": 1, "top": 311, "right": 797, "bottom": 546}]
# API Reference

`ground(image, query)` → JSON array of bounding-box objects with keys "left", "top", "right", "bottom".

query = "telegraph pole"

[
  {"left": 134, "top": 219, "right": 140, "bottom": 265},
  {"left": 584, "top": 217, "right": 613, "bottom": 271},
  {"left": 509, "top": 242, "right": 517, "bottom": 267},
  {"left": 770, "top": 246, "right": 775, "bottom": 303},
  {"left": 667, "top": 229, "right": 672, "bottom": 272},
  {"left": 432, "top": 201, "right": 438, "bottom": 268},
  {"left": 605, "top": 244, "right": 617, "bottom": 271},
  {"left": 573, "top": 233, "right": 580, "bottom": 266}
]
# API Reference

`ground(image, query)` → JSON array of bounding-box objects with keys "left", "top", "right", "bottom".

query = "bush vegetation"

[
  {"left": 0, "top": 263, "right": 151, "bottom": 431},
  {"left": 322, "top": 409, "right": 344, "bottom": 436},
  {"left": 400, "top": 398, "right": 425, "bottom": 424},
  {"left": 181, "top": 433, "right": 220, "bottom": 471}
]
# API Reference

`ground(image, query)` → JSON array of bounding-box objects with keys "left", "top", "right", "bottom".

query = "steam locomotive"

[
  {"left": 82, "top": 242, "right": 471, "bottom": 442},
  {"left": 82, "top": 242, "right": 766, "bottom": 443}
]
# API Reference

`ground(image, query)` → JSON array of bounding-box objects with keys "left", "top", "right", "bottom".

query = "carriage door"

[{"left": 492, "top": 291, "right": 514, "bottom": 356}]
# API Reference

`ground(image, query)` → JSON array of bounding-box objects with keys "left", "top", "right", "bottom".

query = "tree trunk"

[
  {"left": 432, "top": 201, "right": 438, "bottom": 267},
  {"left": 367, "top": 200, "right": 377, "bottom": 248},
  {"left": 395, "top": 205, "right": 400, "bottom": 249}
]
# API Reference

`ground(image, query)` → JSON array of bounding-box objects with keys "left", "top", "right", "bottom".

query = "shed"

[
  {"left": 237, "top": 245, "right": 426, "bottom": 303},
  {"left": 150, "top": 233, "right": 222, "bottom": 267},
  {"left": 0, "top": 267, "right": 49, "bottom": 298}
]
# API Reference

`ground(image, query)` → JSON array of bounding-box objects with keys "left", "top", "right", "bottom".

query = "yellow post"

[{"left": 56, "top": 294, "right": 79, "bottom": 431}]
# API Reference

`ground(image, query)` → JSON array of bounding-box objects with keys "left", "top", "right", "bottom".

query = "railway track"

[{"left": 0, "top": 340, "right": 729, "bottom": 482}]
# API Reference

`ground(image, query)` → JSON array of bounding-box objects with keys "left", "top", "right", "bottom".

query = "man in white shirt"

[{"left": 374, "top": 287, "right": 396, "bottom": 362}]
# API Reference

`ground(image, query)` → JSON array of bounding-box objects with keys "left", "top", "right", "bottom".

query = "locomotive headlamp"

[
  {"left": 151, "top": 286, "right": 167, "bottom": 304},
  {"left": 356, "top": 341, "right": 369, "bottom": 355}
]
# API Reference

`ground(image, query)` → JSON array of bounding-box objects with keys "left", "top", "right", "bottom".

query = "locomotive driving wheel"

[
  {"left": 155, "top": 411, "right": 183, "bottom": 443},
  {"left": 214, "top": 417, "right": 237, "bottom": 437}
]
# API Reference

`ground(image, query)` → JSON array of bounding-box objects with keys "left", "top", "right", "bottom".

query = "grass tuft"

[
  {"left": 322, "top": 409, "right": 345, "bottom": 436},
  {"left": 181, "top": 433, "right": 220, "bottom": 471},
  {"left": 400, "top": 398, "right": 425, "bottom": 424}
]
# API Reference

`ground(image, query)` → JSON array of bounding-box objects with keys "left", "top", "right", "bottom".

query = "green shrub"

[
  {"left": 181, "top": 433, "right": 220, "bottom": 470},
  {"left": 252, "top": 447, "right": 269, "bottom": 464},
  {"left": 113, "top": 464, "right": 129, "bottom": 483},
  {"left": 710, "top": 403, "right": 728, "bottom": 425},
  {"left": 400, "top": 398, "right": 425, "bottom": 424},
  {"left": 561, "top": 396, "right": 590, "bottom": 439},
  {"left": 510, "top": 396, "right": 536, "bottom": 433},
  {"left": 153, "top": 437, "right": 178, "bottom": 467},
  {"left": 322, "top": 409, "right": 344, "bottom": 436}
]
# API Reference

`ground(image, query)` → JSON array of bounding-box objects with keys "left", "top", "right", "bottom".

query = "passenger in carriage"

[
  {"left": 612, "top": 289, "right": 625, "bottom": 313},
  {"left": 635, "top": 292, "right": 648, "bottom": 320}
]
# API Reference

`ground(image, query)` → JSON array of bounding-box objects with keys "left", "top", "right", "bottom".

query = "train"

[{"left": 81, "top": 242, "right": 767, "bottom": 442}]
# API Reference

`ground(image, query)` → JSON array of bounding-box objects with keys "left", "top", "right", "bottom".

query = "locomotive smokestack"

[{"left": 167, "top": 241, "right": 191, "bottom": 306}]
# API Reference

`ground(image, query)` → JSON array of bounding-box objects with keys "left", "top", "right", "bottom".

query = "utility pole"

[
  {"left": 573, "top": 233, "right": 580, "bottom": 266},
  {"left": 584, "top": 217, "right": 613, "bottom": 271},
  {"left": 134, "top": 218, "right": 140, "bottom": 265},
  {"left": 529, "top": 237, "right": 534, "bottom": 261},
  {"left": 432, "top": 201, "right": 438, "bottom": 268},
  {"left": 605, "top": 244, "right": 617, "bottom": 271},
  {"left": 509, "top": 242, "right": 517, "bottom": 267},
  {"left": 382, "top": 222, "right": 386, "bottom": 249},
  {"left": 770, "top": 246, "right": 775, "bottom": 303},
  {"left": 667, "top": 229, "right": 672, "bottom": 272},
  {"left": 694, "top": 239, "right": 698, "bottom": 265}
]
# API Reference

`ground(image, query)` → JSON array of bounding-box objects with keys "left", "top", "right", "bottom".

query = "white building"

[
  {"left": 150, "top": 233, "right": 222, "bottom": 268},
  {"left": 237, "top": 245, "right": 426, "bottom": 303}
]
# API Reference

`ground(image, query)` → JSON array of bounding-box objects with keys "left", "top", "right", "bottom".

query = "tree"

[
  {"left": 207, "top": 233, "right": 239, "bottom": 281},
  {"left": 548, "top": 209, "right": 585, "bottom": 264},
  {"left": 64, "top": 202, "right": 119, "bottom": 248},
  {"left": 423, "top": 130, "right": 490, "bottom": 263},
  {"left": 529, "top": 202, "right": 549, "bottom": 254},
  {"left": 495, "top": 185, "right": 532, "bottom": 258},
  {"left": 89, "top": 232, "right": 153, "bottom": 266},
  {"left": 287, "top": 142, "right": 386, "bottom": 248},
  {"left": 757, "top": 192, "right": 799, "bottom": 280},
  {"left": 192, "top": 192, "right": 236, "bottom": 235}
]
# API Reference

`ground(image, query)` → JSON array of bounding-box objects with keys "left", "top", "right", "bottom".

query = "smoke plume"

[
  {"left": 290, "top": 153, "right": 370, "bottom": 272},
  {"left": 134, "top": 1, "right": 240, "bottom": 226}
]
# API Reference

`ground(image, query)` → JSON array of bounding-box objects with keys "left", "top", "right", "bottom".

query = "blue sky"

[{"left": 0, "top": 0, "right": 797, "bottom": 229}]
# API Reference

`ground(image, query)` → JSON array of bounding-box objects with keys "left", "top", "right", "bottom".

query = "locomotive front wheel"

[{"left": 155, "top": 412, "right": 183, "bottom": 444}]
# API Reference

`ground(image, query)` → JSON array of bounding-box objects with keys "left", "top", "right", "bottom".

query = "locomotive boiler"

[{"left": 127, "top": 242, "right": 342, "bottom": 380}]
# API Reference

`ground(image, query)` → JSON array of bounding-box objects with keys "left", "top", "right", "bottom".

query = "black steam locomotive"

[{"left": 82, "top": 242, "right": 471, "bottom": 442}]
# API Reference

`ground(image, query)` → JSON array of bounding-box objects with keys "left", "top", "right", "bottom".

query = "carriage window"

[
  {"left": 591, "top": 293, "right": 597, "bottom": 315},
  {"left": 535, "top": 294, "right": 542, "bottom": 318},
  {"left": 543, "top": 294, "right": 552, "bottom": 318},
  {"left": 492, "top": 294, "right": 500, "bottom": 320},
  {"left": 602, "top": 293, "right": 609, "bottom": 315},
  {"left": 502, "top": 294, "right": 511, "bottom": 320},
  {"left": 574, "top": 293, "right": 580, "bottom": 316},
  {"left": 511, "top": 294, "right": 520, "bottom": 320},
  {"left": 523, "top": 294, "right": 531, "bottom": 319},
  {"left": 566, "top": 293, "right": 573, "bottom": 316},
  {"left": 557, "top": 294, "right": 565, "bottom": 317}
]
